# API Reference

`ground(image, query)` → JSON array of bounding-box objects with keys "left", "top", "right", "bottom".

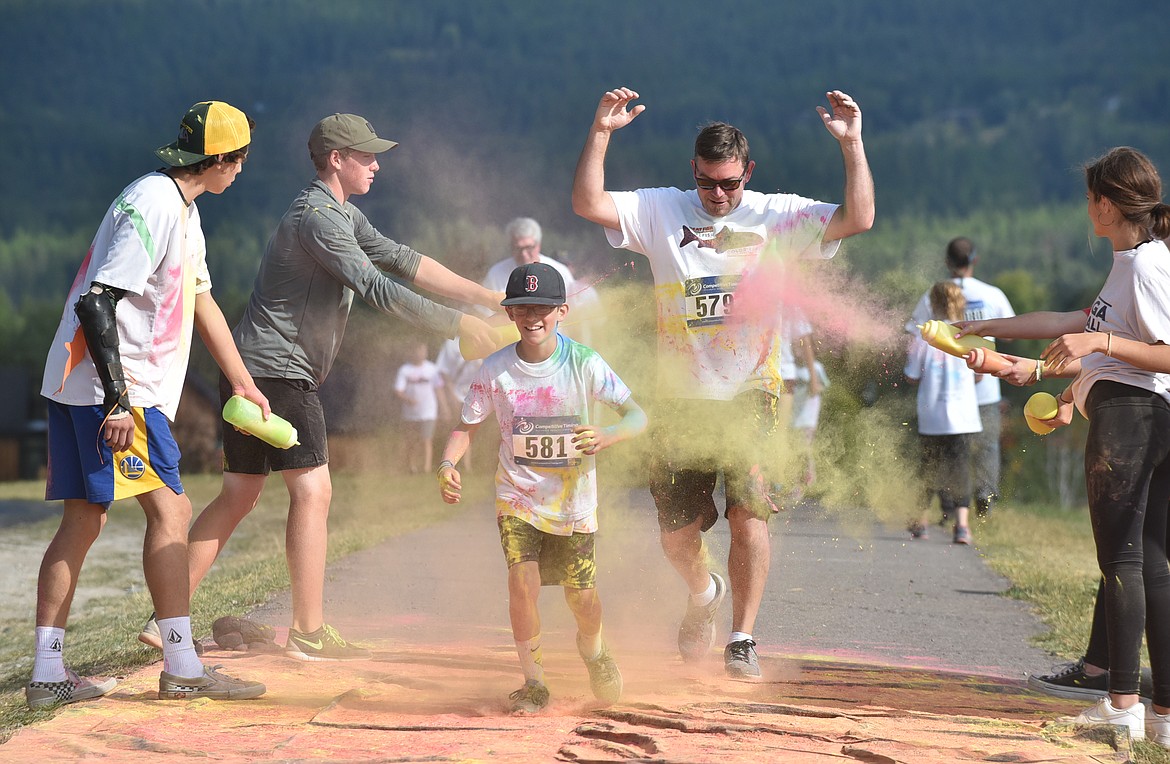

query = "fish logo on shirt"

[{"left": 680, "top": 226, "right": 765, "bottom": 254}]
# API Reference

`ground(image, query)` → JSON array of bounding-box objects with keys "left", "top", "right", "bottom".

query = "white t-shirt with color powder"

[
  {"left": 905, "top": 336, "right": 983, "bottom": 436},
  {"left": 1069, "top": 239, "right": 1170, "bottom": 413},
  {"left": 462, "top": 334, "right": 632, "bottom": 535},
  {"left": 906, "top": 276, "right": 1015, "bottom": 405},
  {"left": 606, "top": 187, "right": 839, "bottom": 401},
  {"left": 395, "top": 360, "right": 443, "bottom": 422},
  {"left": 41, "top": 172, "right": 211, "bottom": 420}
]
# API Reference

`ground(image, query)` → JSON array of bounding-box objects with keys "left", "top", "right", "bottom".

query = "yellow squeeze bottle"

[
  {"left": 222, "top": 396, "right": 300, "bottom": 449},
  {"left": 918, "top": 320, "right": 995, "bottom": 358},
  {"left": 459, "top": 323, "right": 521, "bottom": 361}
]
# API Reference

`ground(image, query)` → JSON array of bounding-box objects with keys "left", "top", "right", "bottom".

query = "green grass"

[{"left": 0, "top": 470, "right": 489, "bottom": 742}]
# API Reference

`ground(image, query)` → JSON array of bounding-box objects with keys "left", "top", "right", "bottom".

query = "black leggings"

[
  {"left": 919, "top": 434, "right": 971, "bottom": 515},
  {"left": 1084, "top": 380, "right": 1170, "bottom": 704}
]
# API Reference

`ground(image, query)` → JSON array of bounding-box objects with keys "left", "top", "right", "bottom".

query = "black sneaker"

[
  {"left": 1027, "top": 659, "right": 1107, "bottom": 701},
  {"left": 285, "top": 624, "right": 371, "bottom": 661},
  {"left": 1029, "top": 659, "right": 1155, "bottom": 700}
]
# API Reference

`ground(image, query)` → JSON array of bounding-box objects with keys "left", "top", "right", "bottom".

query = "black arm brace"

[{"left": 74, "top": 282, "right": 131, "bottom": 415}]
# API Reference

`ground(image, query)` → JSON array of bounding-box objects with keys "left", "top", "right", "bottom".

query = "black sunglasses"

[{"left": 694, "top": 173, "right": 745, "bottom": 191}]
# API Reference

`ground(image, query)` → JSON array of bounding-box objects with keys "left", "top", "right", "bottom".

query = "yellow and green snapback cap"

[{"left": 156, "top": 101, "right": 251, "bottom": 167}]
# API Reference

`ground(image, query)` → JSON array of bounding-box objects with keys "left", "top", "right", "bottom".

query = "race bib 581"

[{"left": 512, "top": 415, "right": 582, "bottom": 468}]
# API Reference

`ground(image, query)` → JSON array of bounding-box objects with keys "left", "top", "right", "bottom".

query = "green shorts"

[{"left": 497, "top": 515, "right": 596, "bottom": 589}]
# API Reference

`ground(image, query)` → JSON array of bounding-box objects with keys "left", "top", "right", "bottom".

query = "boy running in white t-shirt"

[{"left": 437, "top": 262, "right": 647, "bottom": 714}]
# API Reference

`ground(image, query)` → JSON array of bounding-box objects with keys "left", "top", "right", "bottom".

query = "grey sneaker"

[
  {"left": 138, "top": 613, "right": 204, "bottom": 655},
  {"left": 508, "top": 679, "right": 549, "bottom": 714},
  {"left": 952, "top": 525, "right": 972, "bottom": 545},
  {"left": 582, "top": 643, "right": 623, "bottom": 704},
  {"left": 26, "top": 668, "right": 117, "bottom": 708},
  {"left": 158, "top": 665, "right": 266, "bottom": 700},
  {"left": 725, "top": 638, "right": 761, "bottom": 680},
  {"left": 285, "top": 624, "right": 372, "bottom": 661},
  {"left": 678, "top": 572, "right": 726, "bottom": 662}
]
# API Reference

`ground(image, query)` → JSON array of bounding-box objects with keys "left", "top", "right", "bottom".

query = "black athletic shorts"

[
  {"left": 648, "top": 390, "right": 782, "bottom": 532},
  {"left": 220, "top": 375, "right": 329, "bottom": 474}
]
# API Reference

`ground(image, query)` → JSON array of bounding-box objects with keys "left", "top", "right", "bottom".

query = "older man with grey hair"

[{"left": 481, "top": 217, "right": 598, "bottom": 345}]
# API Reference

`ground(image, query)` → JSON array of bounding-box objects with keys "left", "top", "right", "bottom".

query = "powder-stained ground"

[{"left": 2, "top": 493, "right": 1135, "bottom": 762}]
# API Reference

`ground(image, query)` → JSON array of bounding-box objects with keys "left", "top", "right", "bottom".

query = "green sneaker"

[
  {"left": 582, "top": 643, "right": 623, "bottom": 704},
  {"left": 26, "top": 668, "right": 117, "bottom": 708},
  {"left": 285, "top": 624, "right": 371, "bottom": 661},
  {"left": 508, "top": 679, "right": 549, "bottom": 714}
]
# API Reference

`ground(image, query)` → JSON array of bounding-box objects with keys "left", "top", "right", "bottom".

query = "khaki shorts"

[{"left": 497, "top": 515, "right": 596, "bottom": 589}]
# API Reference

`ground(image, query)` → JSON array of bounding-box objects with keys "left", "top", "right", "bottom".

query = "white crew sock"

[
  {"left": 515, "top": 634, "right": 545, "bottom": 683},
  {"left": 157, "top": 616, "right": 204, "bottom": 678},
  {"left": 690, "top": 574, "right": 718, "bottom": 607},
  {"left": 577, "top": 628, "right": 603, "bottom": 662},
  {"left": 32, "top": 626, "right": 67, "bottom": 683},
  {"left": 728, "top": 631, "right": 753, "bottom": 645}
]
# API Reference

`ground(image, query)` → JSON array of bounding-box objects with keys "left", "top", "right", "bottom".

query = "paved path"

[
  {"left": 255, "top": 489, "right": 1055, "bottom": 679},
  {"left": 5, "top": 491, "right": 1133, "bottom": 763}
]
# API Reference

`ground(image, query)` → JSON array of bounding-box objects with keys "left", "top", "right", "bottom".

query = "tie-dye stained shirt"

[
  {"left": 462, "top": 334, "right": 632, "bottom": 535},
  {"left": 41, "top": 172, "right": 209, "bottom": 421},
  {"left": 605, "top": 187, "right": 838, "bottom": 401}
]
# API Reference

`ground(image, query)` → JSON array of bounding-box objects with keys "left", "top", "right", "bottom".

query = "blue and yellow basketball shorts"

[{"left": 45, "top": 400, "right": 183, "bottom": 508}]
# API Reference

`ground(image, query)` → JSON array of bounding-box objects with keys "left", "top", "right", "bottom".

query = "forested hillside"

[
  {"left": 4, "top": 1, "right": 1168, "bottom": 233},
  {"left": 1, "top": 0, "right": 1166, "bottom": 391}
]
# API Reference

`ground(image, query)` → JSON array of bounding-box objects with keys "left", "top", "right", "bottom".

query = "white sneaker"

[
  {"left": 1148, "top": 707, "right": 1170, "bottom": 747},
  {"left": 1074, "top": 696, "right": 1145, "bottom": 740}
]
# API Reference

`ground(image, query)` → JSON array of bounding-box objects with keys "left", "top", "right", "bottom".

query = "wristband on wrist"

[
  {"left": 437, "top": 459, "right": 456, "bottom": 473},
  {"left": 1057, "top": 390, "right": 1073, "bottom": 405},
  {"left": 1106, "top": 332, "right": 1113, "bottom": 357},
  {"left": 1034, "top": 359, "right": 1042, "bottom": 383}
]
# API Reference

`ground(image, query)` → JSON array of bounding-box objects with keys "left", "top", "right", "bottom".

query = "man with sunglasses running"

[{"left": 572, "top": 87, "right": 873, "bottom": 679}]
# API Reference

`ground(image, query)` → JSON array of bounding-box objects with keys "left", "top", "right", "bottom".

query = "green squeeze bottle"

[{"left": 222, "top": 396, "right": 300, "bottom": 449}]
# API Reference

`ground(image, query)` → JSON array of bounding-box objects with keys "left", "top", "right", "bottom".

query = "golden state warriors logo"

[{"left": 119, "top": 455, "right": 146, "bottom": 480}]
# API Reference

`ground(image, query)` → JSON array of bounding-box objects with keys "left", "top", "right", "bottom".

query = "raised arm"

[
  {"left": 819, "top": 90, "right": 875, "bottom": 242},
  {"left": 572, "top": 87, "right": 646, "bottom": 231}
]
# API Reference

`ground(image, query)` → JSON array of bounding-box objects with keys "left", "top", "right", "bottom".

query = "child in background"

[
  {"left": 437, "top": 262, "right": 647, "bottom": 714},
  {"left": 395, "top": 340, "right": 446, "bottom": 474},
  {"left": 789, "top": 356, "right": 829, "bottom": 505},
  {"left": 904, "top": 282, "right": 982, "bottom": 544}
]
